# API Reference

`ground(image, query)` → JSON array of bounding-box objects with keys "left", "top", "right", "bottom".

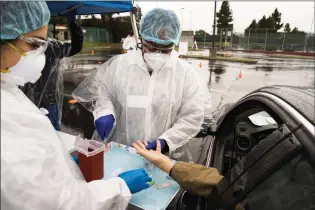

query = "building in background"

[
  {"left": 48, "top": 24, "right": 69, "bottom": 41},
  {"left": 180, "top": 30, "right": 194, "bottom": 47}
]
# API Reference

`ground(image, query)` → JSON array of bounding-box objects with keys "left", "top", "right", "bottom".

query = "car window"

[
  {"left": 239, "top": 155, "right": 315, "bottom": 210},
  {"left": 214, "top": 124, "right": 303, "bottom": 210},
  {"left": 219, "top": 109, "right": 279, "bottom": 175}
]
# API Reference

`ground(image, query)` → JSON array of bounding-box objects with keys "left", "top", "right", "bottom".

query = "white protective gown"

[
  {"left": 72, "top": 50, "right": 211, "bottom": 158},
  {"left": 1, "top": 74, "right": 131, "bottom": 210}
]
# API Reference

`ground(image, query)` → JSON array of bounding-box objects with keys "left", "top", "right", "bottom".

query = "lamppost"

[
  {"left": 212, "top": 1, "right": 217, "bottom": 48},
  {"left": 181, "top": 8, "right": 184, "bottom": 28},
  {"left": 190, "top": 10, "right": 193, "bottom": 36},
  {"left": 304, "top": 3, "right": 315, "bottom": 52}
]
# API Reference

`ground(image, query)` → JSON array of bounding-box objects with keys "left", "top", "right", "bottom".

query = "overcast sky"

[{"left": 135, "top": 1, "right": 315, "bottom": 34}]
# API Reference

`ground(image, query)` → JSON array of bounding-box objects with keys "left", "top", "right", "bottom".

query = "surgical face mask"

[
  {"left": 143, "top": 53, "right": 170, "bottom": 72},
  {"left": 3, "top": 44, "right": 46, "bottom": 85}
]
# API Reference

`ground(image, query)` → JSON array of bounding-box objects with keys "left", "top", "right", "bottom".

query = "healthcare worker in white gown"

[
  {"left": 72, "top": 8, "right": 212, "bottom": 160},
  {"left": 0, "top": 2, "right": 152, "bottom": 210}
]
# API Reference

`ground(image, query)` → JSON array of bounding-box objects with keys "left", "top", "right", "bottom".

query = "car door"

[
  {"left": 171, "top": 91, "right": 315, "bottom": 210},
  {"left": 204, "top": 93, "right": 315, "bottom": 210}
]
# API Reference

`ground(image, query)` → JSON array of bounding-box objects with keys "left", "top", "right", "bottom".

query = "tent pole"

[{"left": 130, "top": 11, "right": 139, "bottom": 44}]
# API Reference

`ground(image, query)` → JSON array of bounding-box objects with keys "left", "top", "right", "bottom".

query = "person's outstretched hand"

[{"left": 132, "top": 140, "right": 175, "bottom": 174}]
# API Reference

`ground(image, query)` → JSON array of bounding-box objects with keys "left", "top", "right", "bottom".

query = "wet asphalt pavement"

[
  {"left": 188, "top": 51, "right": 314, "bottom": 113},
  {"left": 61, "top": 50, "right": 315, "bottom": 138}
]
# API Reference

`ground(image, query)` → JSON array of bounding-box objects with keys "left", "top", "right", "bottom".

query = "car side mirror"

[{"left": 197, "top": 120, "right": 218, "bottom": 138}]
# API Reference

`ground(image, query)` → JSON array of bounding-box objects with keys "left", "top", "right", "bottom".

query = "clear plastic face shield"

[
  {"left": 1, "top": 35, "right": 48, "bottom": 73},
  {"left": 1, "top": 35, "right": 48, "bottom": 85}
]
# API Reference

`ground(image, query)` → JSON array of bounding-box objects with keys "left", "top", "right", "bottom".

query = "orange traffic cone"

[
  {"left": 91, "top": 50, "right": 94, "bottom": 55},
  {"left": 238, "top": 71, "right": 243, "bottom": 79},
  {"left": 200, "top": 62, "right": 202, "bottom": 68}
]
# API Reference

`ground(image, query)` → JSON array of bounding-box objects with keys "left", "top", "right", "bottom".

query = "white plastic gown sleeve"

[
  {"left": 158, "top": 62, "right": 206, "bottom": 154},
  {"left": 72, "top": 57, "right": 118, "bottom": 129},
  {"left": 1, "top": 80, "right": 131, "bottom": 210},
  {"left": 72, "top": 51, "right": 205, "bottom": 157}
]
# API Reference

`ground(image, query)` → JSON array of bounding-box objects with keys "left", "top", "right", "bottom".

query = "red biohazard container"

[{"left": 76, "top": 138, "right": 105, "bottom": 182}]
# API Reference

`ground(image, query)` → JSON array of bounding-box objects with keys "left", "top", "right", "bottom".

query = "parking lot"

[{"left": 61, "top": 50, "right": 315, "bottom": 138}]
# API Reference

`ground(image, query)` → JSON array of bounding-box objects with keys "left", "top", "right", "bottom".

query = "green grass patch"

[{"left": 267, "top": 54, "right": 315, "bottom": 60}]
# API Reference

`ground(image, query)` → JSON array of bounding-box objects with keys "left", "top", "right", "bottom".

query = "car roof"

[{"left": 254, "top": 85, "right": 315, "bottom": 125}]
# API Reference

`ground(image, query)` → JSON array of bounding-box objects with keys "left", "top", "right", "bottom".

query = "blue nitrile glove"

[
  {"left": 95, "top": 115, "right": 115, "bottom": 141},
  {"left": 119, "top": 169, "right": 152, "bottom": 194},
  {"left": 146, "top": 139, "right": 166, "bottom": 151}
]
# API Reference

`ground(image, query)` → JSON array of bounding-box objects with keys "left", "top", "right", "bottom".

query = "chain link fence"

[
  {"left": 239, "top": 28, "right": 314, "bottom": 52},
  {"left": 83, "top": 27, "right": 113, "bottom": 43},
  {"left": 193, "top": 27, "right": 315, "bottom": 52},
  {"left": 48, "top": 25, "right": 113, "bottom": 43}
]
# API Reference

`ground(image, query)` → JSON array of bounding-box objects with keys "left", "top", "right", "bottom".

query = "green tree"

[
  {"left": 258, "top": 15, "right": 268, "bottom": 28},
  {"left": 49, "top": 16, "right": 68, "bottom": 38},
  {"left": 248, "top": 19, "right": 258, "bottom": 28},
  {"left": 284, "top": 23, "right": 291, "bottom": 33},
  {"left": 216, "top": 1, "right": 234, "bottom": 31},
  {"left": 195, "top": 30, "right": 210, "bottom": 36},
  {"left": 291, "top": 27, "right": 299, "bottom": 33},
  {"left": 266, "top": 16, "right": 277, "bottom": 32},
  {"left": 291, "top": 27, "right": 306, "bottom": 34},
  {"left": 271, "top": 8, "right": 283, "bottom": 31},
  {"left": 245, "top": 19, "right": 257, "bottom": 34}
]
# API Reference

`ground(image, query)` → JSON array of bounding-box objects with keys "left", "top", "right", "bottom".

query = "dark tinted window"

[{"left": 243, "top": 156, "right": 315, "bottom": 210}]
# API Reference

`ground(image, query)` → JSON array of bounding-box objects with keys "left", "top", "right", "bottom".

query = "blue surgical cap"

[
  {"left": 0, "top": 1, "right": 50, "bottom": 40},
  {"left": 140, "top": 8, "right": 181, "bottom": 46}
]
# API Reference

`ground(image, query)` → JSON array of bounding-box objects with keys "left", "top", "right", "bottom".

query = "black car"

[{"left": 174, "top": 85, "right": 315, "bottom": 210}]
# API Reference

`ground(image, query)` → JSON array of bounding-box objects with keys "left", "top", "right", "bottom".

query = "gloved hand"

[
  {"left": 146, "top": 139, "right": 166, "bottom": 151},
  {"left": 119, "top": 169, "right": 152, "bottom": 194},
  {"left": 95, "top": 115, "right": 115, "bottom": 140},
  {"left": 66, "top": 9, "right": 76, "bottom": 24}
]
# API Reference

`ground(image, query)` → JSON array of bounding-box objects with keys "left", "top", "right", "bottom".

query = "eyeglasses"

[
  {"left": 142, "top": 39, "right": 174, "bottom": 54},
  {"left": 19, "top": 35, "right": 48, "bottom": 54}
]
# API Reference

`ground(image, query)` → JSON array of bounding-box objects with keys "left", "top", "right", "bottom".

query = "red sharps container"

[{"left": 76, "top": 139, "right": 105, "bottom": 182}]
